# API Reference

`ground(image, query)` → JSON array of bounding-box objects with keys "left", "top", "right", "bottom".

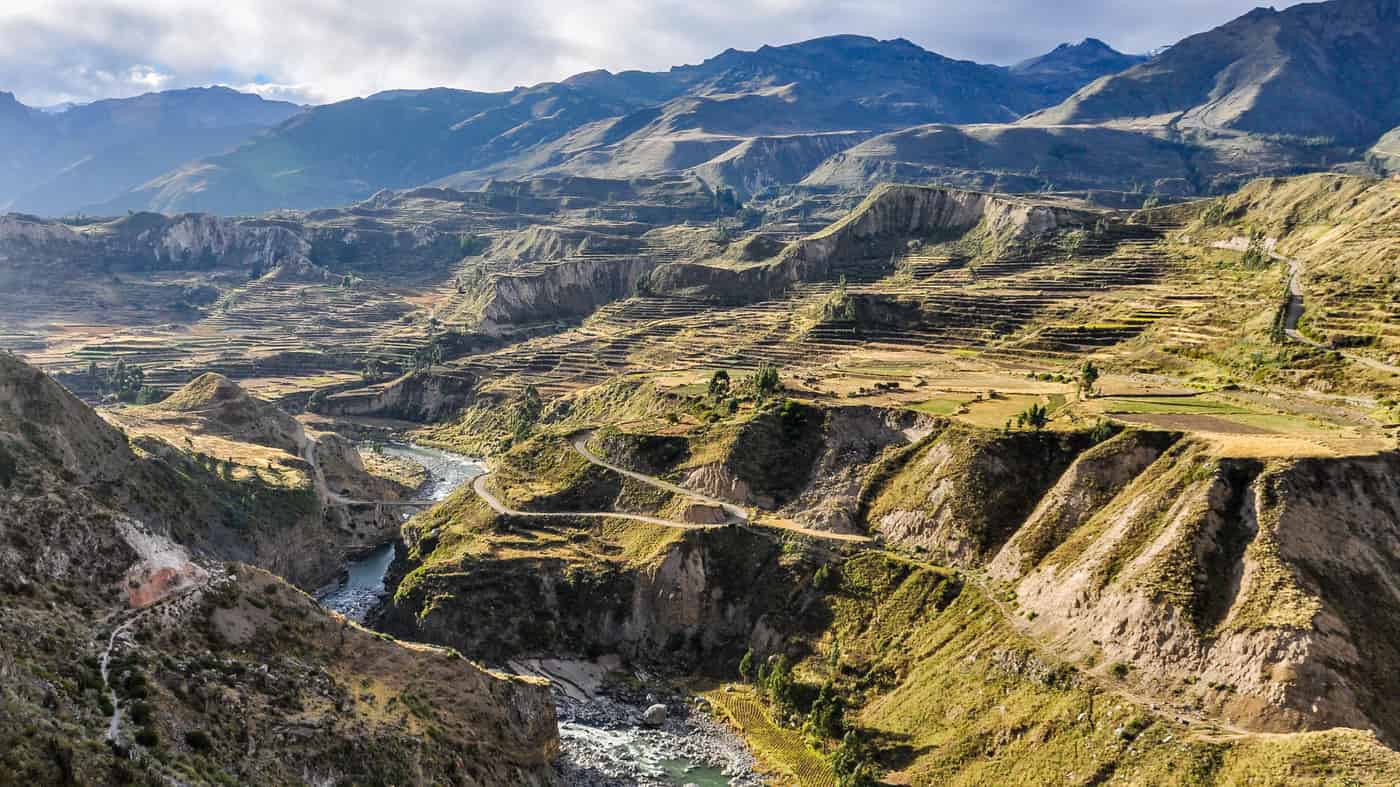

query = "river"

[
  {"left": 314, "top": 444, "right": 484, "bottom": 622},
  {"left": 316, "top": 442, "right": 757, "bottom": 786}
]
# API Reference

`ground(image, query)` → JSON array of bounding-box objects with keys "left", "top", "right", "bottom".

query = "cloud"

[{"left": 0, "top": 0, "right": 1297, "bottom": 107}]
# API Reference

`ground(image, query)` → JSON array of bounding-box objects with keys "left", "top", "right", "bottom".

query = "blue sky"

[{"left": 0, "top": 0, "right": 1297, "bottom": 107}]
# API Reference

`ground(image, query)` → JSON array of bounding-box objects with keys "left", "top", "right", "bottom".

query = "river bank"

[
  {"left": 316, "top": 440, "right": 760, "bottom": 785},
  {"left": 514, "top": 658, "right": 761, "bottom": 787},
  {"left": 314, "top": 443, "right": 484, "bottom": 622}
]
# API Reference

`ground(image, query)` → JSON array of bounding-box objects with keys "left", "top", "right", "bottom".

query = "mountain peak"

[{"left": 1010, "top": 37, "right": 1146, "bottom": 87}]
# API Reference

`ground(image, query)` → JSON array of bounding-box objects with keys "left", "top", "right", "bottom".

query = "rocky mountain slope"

[
  {"left": 796, "top": 0, "right": 1400, "bottom": 201},
  {"left": 108, "top": 372, "right": 415, "bottom": 588},
  {"left": 1009, "top": 37, "right": 1150, "bottom": 106},
  {"left": 0, "top": 87, "right": 303, "bottom": 216},
  {"left": 87, "top": 36, "right": 1143, "bottom": 216},
  {"left": 1025, "top": 0, "right": 1400, "bottom": 144},
  {"left": 0, "top": 352, "right": 558, "bottom": 785},
  {"left": 1369, "top": 125, "right": 1400, "bottom": 174}
]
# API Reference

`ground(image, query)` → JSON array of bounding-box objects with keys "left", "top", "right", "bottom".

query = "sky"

[{"left": 0, "top": 0, "right": 1295, "bottom": 107}]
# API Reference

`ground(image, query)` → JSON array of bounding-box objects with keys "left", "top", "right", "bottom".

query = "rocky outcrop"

[
  {"left": 492, "top": 225, "right": 642, "bottom": 264},
  {"left": 477, "top": 256, "right": 658, "bottom": 332},
  {"left": 648, "top": 184, "right": 1096, "bottom": 302},
  {"left": 778, "top": 405, "right": 939, "bottom": 533},
  {"left": 318, "top": 369, "right": 479, "bottom": 422},
  {"left": 1005, "top": 446, "right": 1400, "bottom": 746},
  {"left": 1369, "top": 126, "right": 1400, "bottom": 175},
  {"left": 154, "top": 372, "right": 305, "bottom": 453},
  {"left": 690, "top": 131, "right": 872, "bottom": 199},
  {"left": 0, "top": 210, "right": 310, "bottom": 278},
  {"left": 987, "top": 428, "right": 1181, "bottom": 579},
  {"left": 382, "top": 524, "right": 800, "bottom": 670},
  {"left": 865, "top": 423, "right": 1094, "bottom": 566}
]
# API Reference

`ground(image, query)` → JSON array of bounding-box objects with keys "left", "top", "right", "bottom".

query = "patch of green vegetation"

[{"left": 908, "top": 398, "right": 968, "bottom": 416}]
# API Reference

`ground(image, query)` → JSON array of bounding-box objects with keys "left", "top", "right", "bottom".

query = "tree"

[
  {"left": 1016, "top": 403, "right": 1050, "bottom": 430},
  {"left": 1078, "top": 360, "right": 1100, "bottom": 398},
  {"left": 362, "top": 357, "right": 383, "bottom": 383},
  {"left": 738, "top": 649, "right": 755, "bottom": 683},
  {"left": 510, "top": 385, "right": 544, "bottom": 441},
  {"left": 832, "top": 732, "right": 879, "bottom": 787},
  {"left": 1241, "top": 231, "right": 1270, "bottom": 269},
  {"left": 808, "top": 681, "right": 845, "bottom": 739},
  {"left": 753, "top": 363, "right": 781, "bottom": 401},
  {"left": 708, "top": 369, "right": 731, "bottom": 400},
  {"left": 764, "top": 655, "right": 796, "bottom": 712}
]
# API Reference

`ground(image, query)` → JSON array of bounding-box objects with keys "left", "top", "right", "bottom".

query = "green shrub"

[{"left": 184, "top": 730, "right": 213, "bottom": 752}]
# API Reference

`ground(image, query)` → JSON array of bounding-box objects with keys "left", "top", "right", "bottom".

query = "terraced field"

[{"left": 703, "top": 687, "right": 836, "bottom": 787}]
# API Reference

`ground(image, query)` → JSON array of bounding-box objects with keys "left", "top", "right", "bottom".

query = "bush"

[
  {"left": 738, "top": 649, "right": 754, "bottom": 683},
  {"left": 129, "top": 701, "right": 153, "bottom": 726},
  {"left": 135, "top": 728, "right": 159, "bottom": 748},
  {"left": 1110, "top": 661, "right": 1132, "bottom": 679},
  {"left": 1016, "top": 403, "right": 1050, "bottom": 430},
  {"left": 184, "top": 730, "right": 213, "bottom": 752}
]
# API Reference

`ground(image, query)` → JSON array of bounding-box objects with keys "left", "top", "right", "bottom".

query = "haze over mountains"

[
  {"left": 0, "top": 87, "right": 303, "bottom": 216},
  {"left": 5, "top": 0, "right": 1400, "bottom": 218}
]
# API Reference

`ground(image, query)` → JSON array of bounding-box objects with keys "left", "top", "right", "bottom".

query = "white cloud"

[{"left": 0, "top": 0, "right": 1296, "bottom": 107}]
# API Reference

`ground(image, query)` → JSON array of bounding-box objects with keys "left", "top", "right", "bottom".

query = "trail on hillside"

[
  {"left": 459, "top": 431, "right": 873, "bottom": 543},
  {"left": 101, "top": 618, "right": 137, "bottom": 742},
  {"left": 569, "top": 433, "right": 874, "bottom": 543},
  {"left": 1270, "top": 249, "right": 1400, "bottom": 376},
  {"left": 471, "top": 473, "right": 724, "bottom": 530}
]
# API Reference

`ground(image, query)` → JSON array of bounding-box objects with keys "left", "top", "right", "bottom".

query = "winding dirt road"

[
  {"left": 470, "top": 472, "right": 725, "bottom": 530},
  {"left": 465, "top": 431, "right": 873, "bottom": 543},
  {"left": 1273, "top": 250, "right": 1400, "bottom": 376}
]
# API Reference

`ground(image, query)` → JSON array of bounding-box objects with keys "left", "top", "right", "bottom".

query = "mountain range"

[
  {"left": 6, "top": 0, "right": 1400, "bottom": 218},
  {"left": 0, "top": 86, "right": 303, "bottom": 216}
]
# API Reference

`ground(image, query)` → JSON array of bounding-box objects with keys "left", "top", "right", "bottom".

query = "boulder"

[{"left": 642, "top": 703, "right": 668, "bottom": 727}]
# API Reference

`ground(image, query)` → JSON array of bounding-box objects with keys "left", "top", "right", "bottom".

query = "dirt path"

[
  {"left": 471, "top": 473, "right": 724, "bottom": 530},
  {"left": 460, "top": 432, "right": 873, "bottom": 543},
  {"left": 100, "top": 618, "right": 138, "bottom": 742},
  {"left": 571, "top": 433, "right": 749, "bottom": 523},
  {"left": 1273, "top": 251, "right": 1400, "bottom": 376},
  {"left": 98, "top": 571, "right": 223, "bottom": 744},
  {"left": 569, "top": 433, "right": 873, "bottom": 543}
]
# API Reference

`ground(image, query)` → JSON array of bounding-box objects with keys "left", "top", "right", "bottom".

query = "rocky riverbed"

[{"left": 513, "top": 658, "right": 761, "bottom": 787}]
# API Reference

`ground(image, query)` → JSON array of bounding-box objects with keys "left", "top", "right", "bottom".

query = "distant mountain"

[
  {"left": 0, "top": 86, "right": 304, "bottom": 216},
  {"left": 1010, "top": 38, "right": 1149, "bottom": 104},
  {"left": 1024, "top": 0, "right": 1400, "bottom": 144},
  {"left": 99, "top": 35, "right": 1143, "bottom": 214}
]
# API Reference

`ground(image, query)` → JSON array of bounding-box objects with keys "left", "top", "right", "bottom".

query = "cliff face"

[
  {"left": 319, "top": 369, "right": 480, "bottom": 422},
  {"left": 382, "top": 517, "right": 801, "bottom": 669},
  {"left": 477, "top": 256, "right": 659, "bottom": 332},
  {"left": 1004, "top": 447, "right": 1400, "bottom": 745},
  {"left": 648, "top": 184, "right": 1096, "bottom": 302},
  {"left": 689, "top": 131, "right": 872, "bottom": 199},
  {"left": 0, "top": 211, "right": 310, "bottom": 276},
  {"left": 866, "top": 423, "right": 1095, "bottom": 566}
]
